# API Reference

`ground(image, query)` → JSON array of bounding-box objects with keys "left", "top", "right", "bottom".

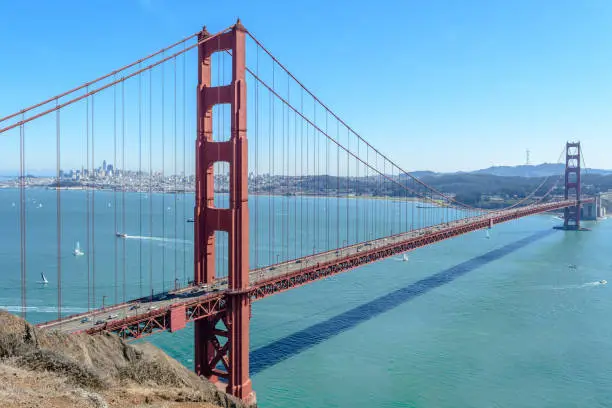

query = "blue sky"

[{"left": 1, "top": 0, "right": 611, "bottom": 173}]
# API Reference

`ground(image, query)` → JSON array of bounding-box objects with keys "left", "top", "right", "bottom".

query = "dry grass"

[{"left": 0, "top": 311, "right": 248, "bottom": 408}]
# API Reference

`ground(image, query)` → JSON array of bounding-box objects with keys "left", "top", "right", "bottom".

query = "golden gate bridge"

[{"left": 0, "top": 20, "right": 594, "bottom": 403}]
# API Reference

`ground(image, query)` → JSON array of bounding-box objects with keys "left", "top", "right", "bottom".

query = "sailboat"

[
  {"left": 73, "top": 241, "right": 84, "bottom": 256},
  {"left": 37, "top": 272, "right": 49, "bottom": 285},
  {"left": 402, "top": 253, "right": 409, "bottom": 262},
  {"left": 485, "top": 229, "right": 491, "bottom": 239}
]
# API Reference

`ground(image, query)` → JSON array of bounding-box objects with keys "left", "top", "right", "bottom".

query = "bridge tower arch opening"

[
  {"left": 563, "top": 141, "right": 581, "bottom": 230},
  {"left": 193, "top": 20, "right": 254, "bottom": 402}
]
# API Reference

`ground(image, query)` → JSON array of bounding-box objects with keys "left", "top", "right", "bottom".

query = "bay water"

[{"left": 0, "top": 188, "right": 610, "bottom": 407}]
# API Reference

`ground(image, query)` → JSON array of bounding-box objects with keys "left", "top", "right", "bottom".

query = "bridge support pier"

[{"left": 194, "top": 20, "right": 254, "bottom": 403}]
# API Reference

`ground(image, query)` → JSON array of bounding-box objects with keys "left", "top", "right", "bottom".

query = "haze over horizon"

[{"left": 4, "top": 161, "right": 609, "bottom": 179}]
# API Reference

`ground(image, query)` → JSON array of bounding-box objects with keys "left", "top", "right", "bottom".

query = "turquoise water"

[{"left": 1, "top": 189, "right": 611, "bottom": 407}]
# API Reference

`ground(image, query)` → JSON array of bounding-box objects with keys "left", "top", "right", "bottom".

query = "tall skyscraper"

[{"left": 103, "top": 160, "right": 107, "bottom": 172}]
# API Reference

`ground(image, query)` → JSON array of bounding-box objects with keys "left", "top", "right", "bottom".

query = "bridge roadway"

[{"left": 38, "top": 199, "right": 584, "bottom": 338}]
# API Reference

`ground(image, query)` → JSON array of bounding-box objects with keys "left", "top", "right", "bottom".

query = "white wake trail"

[{"left": 124, "top": 235, "right": 191, "bottom": 244}]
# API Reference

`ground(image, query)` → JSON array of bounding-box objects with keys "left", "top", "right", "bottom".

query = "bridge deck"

[{"left": 38, "top": 200, "right": 584, "bottom": 338}]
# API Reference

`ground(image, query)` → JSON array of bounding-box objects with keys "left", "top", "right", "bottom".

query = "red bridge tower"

[
  {"left": 563, "top": 141, "right": 581, "bottom": 230},
  {"left": 193, "top": 21, "right": 254, "bottom": 402}
]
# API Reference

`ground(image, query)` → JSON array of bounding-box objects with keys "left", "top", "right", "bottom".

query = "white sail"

[
  {"left": 73, "top": 241, "right": 84, "bottom": 256},
  {"left": 402, "top": 254, "right": 409, "bottom": 262},
  {"left": 39, "top": 272, "right": 48, "bottom": 284},
  {"left": 485, "top": 230, "right": 490, "bottom": 239}
]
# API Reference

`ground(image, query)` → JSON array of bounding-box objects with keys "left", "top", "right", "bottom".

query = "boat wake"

[
  {"left": 124, "top": 235, "right": 191, "bottom": 244},
  {"left": 394, "top": 254, "right": 410, "bottom": 262},
  {"left": 551, "top": 281, "right": 607, "bottom": 290},
  {"left": 0, "top": 306, "right": 89, "bottom": 313}
]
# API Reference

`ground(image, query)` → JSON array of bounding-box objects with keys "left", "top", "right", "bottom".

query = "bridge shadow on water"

[{"left": 250, "top": 229, "right": 555, "bottom": 375}]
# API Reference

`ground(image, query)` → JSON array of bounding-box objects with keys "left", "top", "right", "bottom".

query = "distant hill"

[
  {"left": 470, "top": 163, "right": 612, "bottom": 178},
  {"left": 410, "top": 163, "right": 612, "bottom": 178}
]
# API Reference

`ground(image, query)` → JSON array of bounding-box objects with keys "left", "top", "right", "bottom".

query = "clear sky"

[{"left": 1, "top": 0, "right": 611, "bottom": 173}]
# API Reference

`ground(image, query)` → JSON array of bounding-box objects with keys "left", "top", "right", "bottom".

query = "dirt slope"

[{"left": 0, "top": 311, "right": 247, "bottom": 408}]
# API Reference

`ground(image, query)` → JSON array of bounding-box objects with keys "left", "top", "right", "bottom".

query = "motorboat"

[
  {"left": 73, "top": 241, "right": 84, "bottom": 256},
  {"left": 186, "top": 218, "right": 195, "bottom": 223},
  {"left": 115, "top": 232, "right": 127, "bottom": 238},
  {"left": 600, "top": 280, "right": 607, "bottom": 285}
]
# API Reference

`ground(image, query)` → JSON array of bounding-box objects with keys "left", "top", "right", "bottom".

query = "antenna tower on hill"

[{"left": 525, "top": 149, "right": 531, "bottom": 165}]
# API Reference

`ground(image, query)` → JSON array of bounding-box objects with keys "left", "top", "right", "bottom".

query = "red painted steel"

[
  {"left": 77, "top": 292, "right": 225, "bottom": 338},
  {"left": 169, "top": 304, "right": 187, "bottom": 332},
  {"left": 564, "top": 142, "right": 581, "bottom": 229},
  {"left": 193, "top": 20, "right": 254, "bottom": 403}
]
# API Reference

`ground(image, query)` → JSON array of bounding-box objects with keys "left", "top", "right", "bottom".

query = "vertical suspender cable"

[
  {"left": 367, "top": 146, "right": 370, "bottom": 240},
  {"left": 284, "top": 73, "right": 288, "bottom": 262},
  {"left": 336, "top": 121, "right": 339, "bottom": 249},
  {"left": 162, "top": 55, "right": 166, "bottom": 289},
  {"left": 113, "top": 77, "right": 118, "bottom": 305},
  {"left": 346, "top": 128, "right": 349, "bottom": 245},
  {"left": 216, "top": 50, "right": 222, "bottom": 276},
  {"left": 20, "top": 117, "right": 26, "bottom": 319},
  {"left": 85, "top": 91, "right": 91, "bottom": 311},
  {"left": 326, "top": 112, "right": 329, "bottom": 251},
  {"left": 182, "top": 44, "right": 187, "bottom": 284},
  {"left": 299, "top": 89, "right": 304, "bottom": 259},
  {"left": 313, "top": 100, "right": 317, "bottom": 251},
  {"left": 56, "top": 100, "right": 62, "bottom": 321},
  {"left": 139, "top": 66, "right": 143, "bottom": 297},
  {"left": 294, "top": 98, "right": 298, "bottom": 259},
  {"left": 280, "top": 73, "right": 285, "bottom": 263},
  {"left": 121, "top": 80, "right": 126, "bottom": 304},
  {"left": 271, "top": 63, "right": 275, "bottom": 264},
  {"left": 149, "top": 69, "right": 154, "bottom": 301},
  {"left": 268, "top": 89, "right": 272, "bottom": 265},
  {"left": 356, "top": 135, "right": 359, "bottom": 243},
  {"left": 222, "top": 52, "right": 227, "bottom": 277},
  {"left": 255, "top": 45, "right": 259, "bottom": 268},
  {"left": 218, "top": 52, "right": 222, "bottom": 276},
  {"left": 91, "top": 95, "right": 96, "bottom": 310},
  {"left": 174, "top": 57, "right": 178, "bottom": 287},
  {"left": 253, "top": 45, "right": 260, "bottom": 268}
]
